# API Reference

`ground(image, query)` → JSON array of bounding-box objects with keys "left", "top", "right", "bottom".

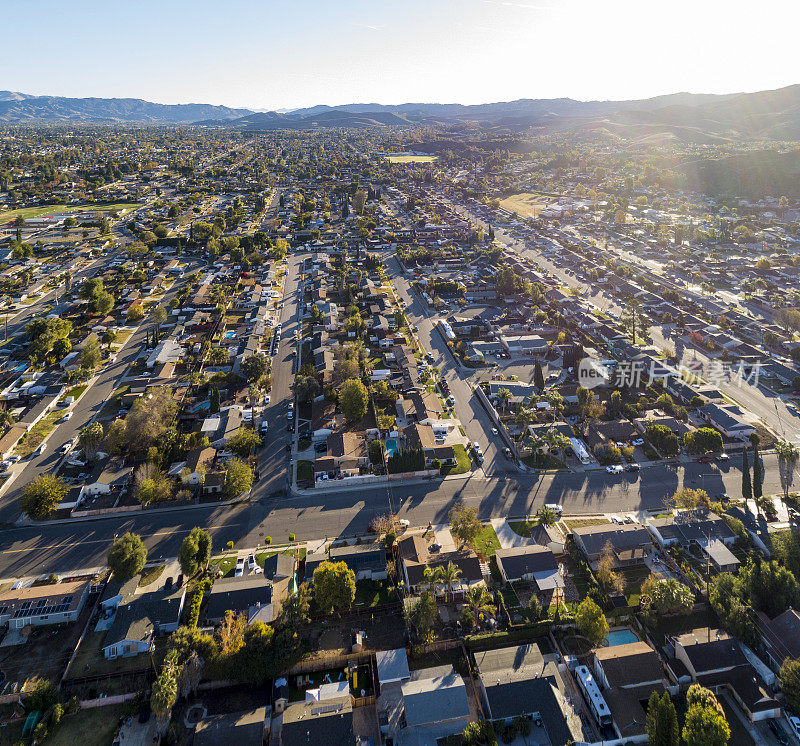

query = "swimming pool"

[
  {"left": 605, "top": 628, "right": 639, "bottom": 646},
  {"left": 385, "top": 439, "right": 398, "bottom": 458},
  {"left": 223, "top": 330, "right": 236, "bottom": 340}
]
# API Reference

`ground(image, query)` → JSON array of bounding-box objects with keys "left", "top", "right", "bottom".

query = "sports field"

[
  {"left": 384, "top": 154, "right": 438, "bottom": 164},
  {"left": 0, "top": 202, "right": 140, "bottom": 224},
  {"left": 499, "top": 192, "right": 551, "bottom": 219}
]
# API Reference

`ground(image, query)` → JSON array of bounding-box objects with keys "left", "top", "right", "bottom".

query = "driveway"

[{"left": 491, "top": 517, "right": 535, "bottom": 548}]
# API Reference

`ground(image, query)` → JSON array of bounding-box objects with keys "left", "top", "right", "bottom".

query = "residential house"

[
  {"left": 80, "top": 457, "right": 132, "bottom": 497},
  {"left": 399, "top": 670, "right": 471, "bottom": 745},
  {"left": 0, "top": 579, "right": 92, "bottom": 630},
  {"left": 647, "top": 511, "right": 739, "bottom": 572},
  {"left": 474, "top": 643, "right": 574, "bottom": 745},
  {"left": 698, "top": 403, "right": 756, "bottom": 440},
  {"left": 275, "top": 695, "right": 356, "bottom": 746},
  {"left": 396, "top": 534, "right": 488, "bottom": 596},
  {"left": 669, "top": 628, "right": 780, "bottom": 722},
  {"left": 757, "top": 609, "right": 800, "bottom": 672},
  {"left": 180, "top": 446, "right": 216, "bottom": 485},
  {"left": 571, "top": 523, "right": 653, "bottom": 568},
  {"left": 202, "top": 575, "right": 273, "bottom": 625},
  {"left": 194, "top": 708, "right": 267, "bottom": 746},
  {"left": 305, "top": 542, "right": 387, "bottom": 583},
  {"left": 495, "top": 546, "right": 564, "bottom": 596}
]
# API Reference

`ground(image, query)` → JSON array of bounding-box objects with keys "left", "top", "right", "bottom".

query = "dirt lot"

[
  {"left": 0, "top": 600, "right": 98, "bottom": 689},
  {"left": 499, "top": 192, "right": 550, "bottom": 219}
]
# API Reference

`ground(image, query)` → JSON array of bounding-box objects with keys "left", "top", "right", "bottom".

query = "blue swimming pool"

[
  {"left": 223, "top": 330, "right": 236, "bottom": 340},
  {"left": 385, "top": 439, "right": 398, "bottom": 458},
  {"left": 605, "top": 629, "right": 639, "bottom": 646}
]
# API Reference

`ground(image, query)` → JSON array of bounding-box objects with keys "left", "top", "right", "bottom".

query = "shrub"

[
  {"left": 226, "top": 541, "right": 234, "bottom": 549},
  {"left": 265, "top": 536, "right": 271, "bottom": 545},
  {"left": 289, "top": 533, "right": 295, "bottom": 542}
]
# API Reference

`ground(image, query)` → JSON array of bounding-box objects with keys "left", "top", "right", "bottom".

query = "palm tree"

[
  {"left": 0, "top": 408, "right": 15, "bottom": 429},
  {"left": 497, "top": 387, "right": 512, "bottom": 414},
  {"left": 439, "top": 561, "right": 463, "bottom": 602},
  {"left": 462, "top": 586, "right": 495, "bottom": 631},
  {"left": 423, "top": 565, "right": 444, "bottom": 595},
  {"left": 776, "top": 440, "right": 799, "bottom": 510}
]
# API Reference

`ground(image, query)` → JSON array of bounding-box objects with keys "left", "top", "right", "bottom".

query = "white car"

[
  {"left": 7, "top": 455, "right": 21, "bottom": 463},
  {"left": 491, "top": 428, "right": 499, "bottom": 436},
  {"left": 631, "top": 438, "right": 644, "bottom": 447},
  {"left": 605, "top": 464, "right": 623, "bottom": 474},
  {"left": 234, "top": 558, "right": 245, "bottom": 577},
  {"left": 247, "top": 554, "right": 256, "bottom": 571},
  {"left": 60, "top": 411, "right": 73, "bottom": 422}
]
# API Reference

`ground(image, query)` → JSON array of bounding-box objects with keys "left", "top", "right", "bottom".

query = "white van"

[{"left": 544, "top": 503, "right": 563, "bottom": 515}]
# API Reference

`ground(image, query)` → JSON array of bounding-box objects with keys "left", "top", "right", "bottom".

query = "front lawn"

[
  {"left": 472, "top": 524, "right": 501, "bottom": 557},
  {"left": 14, "top": 410, "right": 63, "bottom": 457},
  {"left": 44, "top": 703, "right": 134, "bottom": 746},
  {"left": 138, "top": 564, "right": 165, "bottom": 588},
  {"left": 297, "top": 460, "right": 314, "bottom": 482},
  {"left": 442, "top": 444, "right": 471, "bottom": 475}
]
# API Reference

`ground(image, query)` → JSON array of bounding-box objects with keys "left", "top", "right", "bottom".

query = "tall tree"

[
  {"left": 741, "top": 448, "right": 752, "bottom": 501},
  {"left": 179, "top": 527, "right": 212, "bottom": 577},
  {"left": 779, "top": 658, "right": 800, "bottom": 713},
  {"left": 575, "top": 597, "right": 609, "bottom": 647},
  {"left": 776, "top": 440, "right": 799, "bottom": 508},
  {"left": 646, "top": 692, "right": 679, "bottom": 746},
  {"left": 312, "top": 561, "right": 356, "bottom": 614},
  {"left": 534, "top": 359, "right": 545, "bottom": 392},
  {"left": 449, "top": 501, "right": 482, "bottom": 548},
  {"left": 752, "top": 444, "right": 763, "bottom": 500}
]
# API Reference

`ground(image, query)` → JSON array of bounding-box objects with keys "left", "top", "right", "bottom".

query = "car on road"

[
  {"left": 491, "top": 428, "right": 498, "bottom": 436},
  {"left": 696, "top": 456, "right": 713, "bottom": 463},
  {"left": 287, "top": 410, "right": 294, "bottom": 420},
  {"left": 7, "top": 455, "right": 20, "bottom": 463},
  {"left": 625, "top": 462, "right": 640, "bottom": 472},
  {"left": 60, "top": 412, "right": 73, "bottom": 422},
  {"left": 769, "top": 720, "right": 790, "bottom": 746},
  {"left": 717, "top": 452, "right": 729, "bottom": 461},
  {"left": 234, "top": 558, "right": 244, "bottom": 577},
  {"left": 605, "top": 464, "right": 623, "bottom": 474},
  {"left": 34, "top": 443, "right": 46, "bottom": 457},
  {"left": 502, "top": 447, "right": 512, "bottom": 459},
  {"left": 786, "top": 402, "right": 799, "bottom": 415},
  {"left": 631, "top": 439, "right": 644, "bottom": 447}
]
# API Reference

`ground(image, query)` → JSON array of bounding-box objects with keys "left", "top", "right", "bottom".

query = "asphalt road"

[{"left": 0, "top": 448, "right": 788, "bottom": 577}]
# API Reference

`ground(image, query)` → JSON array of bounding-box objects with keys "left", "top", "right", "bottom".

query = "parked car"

[
  {"left": 60, "top": 411, "right": 73, "bottom": 422},
  {"left": 625, "top": 462, "right": 640, "bottom": 472},
  {"left": 234, "top": 558, "right": 245, "bottom": 577},
  {"left": 605, "top": 464, "right": 623, "bottom": 474},
  {"left": 247, "top": 554, "right": 256, "bottom": 571},
  {"left": 769, "top": 719, "right": 790, "bottom": 746},
  {"left": 544, "top": 503, "right": 563, "bottom": 514},
  {"left": 631, "top": 438, "right": 644, "bottom": 447},
  {"left": 491, "top": 427, "right": 498, "bottom": 436},
  {"left": 34, "top": 443, "right": 46, "bottom": 457},
  {"left": 787, "top": 715, "right": 800, "bottom": 739}
]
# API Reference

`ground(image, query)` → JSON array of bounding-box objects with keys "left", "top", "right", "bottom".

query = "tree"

[
  {"left": 461, "top": 586, "right": 496, "bottom": 630},
  {"left": 405, "top": 589, "right": 437, "bottom": 642},
  {"left": 752, "top": 444, "right": 763, "bottom": 502},
  {"left": 597, "top": 540, "right": 625, "bottom": 593},
  {"left": 21, "top": 474, "right": 68, "bottom": 519},
  {"left": 779, "top": 657, "right": 800, "bottom": 713},
  {"left": 80, "top": 336, "right": 102, "bottom": 370},
  {"left": 575, "top": 597, "right": 609, "bottom": 647},
  {"left": 240, "top": 353, "right": 268, "bottom": 383},
  {"left": 107, "top": 532, "right": 147, "bottom": 581},
  {"left": 332, "top": 356, "right": 360, "bottom": 387},
  {"left": 151, "top": 653, "right": 178, "bottom": 736},
  {"left": 125, "top": 387, "right": 177, "bottom": 455},
  {"left": 646, "top": 691, "right": 680, "bottom": 746},
  {"left": 294, "top": 374, "right": 320, "bottom": 404},
  {"left": 226, "top": 428, "right": 261, "bottom": 457},
  {"left": 224, "top": 458, "right": 253, "bottom": 498},
  {"left": 313, "top": 561, "right": 356, "bottom": 614},
  {"left": 78, "top": 422, "right": 104, "bottom": 460},
  {"left": 621, "top": 298, "right": 649, "bottom": 344},
  {"left": 91, "top": 290, "right": 114, "bottom": 316},
  {"left": 742, "top": 448, "right": 752, "bottom": 501},
  {"left": 776, "top": 440, "right": 799, "bottom": 506},
  {"left": 340, "top": 378, "right": 368, "bottom": 422},
  {"left": 127, "top": 305, "right": 145, "bottom": 323},
  {"left": 648, "top": 577, "right": 694, "bottom": 614},
  {"left": 179, "top": 527, "right": 212, "bottom": 577},
  {"left": 683, "top": 687, "right": 730, "bottom": 746},
  {"left": 668, "top": 487, "right": 710, "bottom": 512},
  {"left": 534, "top": 360, "right": 545, "bottom": 391},
  {"left": 369, "top": 438, "right": 386, "bottom": 465},
  {"left": 102, "top": 329, "right": 117, "bottom": 349},
  {"left": 133, "top": 462, "right": 172, "bottom": 505},
  {"left": 449, "top": 501, "right": 482, "bottom": 548},
  {"left": 684, "top": 427, "right": 723, "bottom": 454},
  {"left": 353, "top": 190, "right": 367, "bottom": 215}
]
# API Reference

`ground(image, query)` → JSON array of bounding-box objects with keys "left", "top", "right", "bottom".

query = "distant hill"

[{"left": 0, "top": 94, "right": 252, "bottom": 123}]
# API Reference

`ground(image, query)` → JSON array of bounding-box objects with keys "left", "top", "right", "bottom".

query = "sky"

[{"left": 4, "top": 0, "right": 800, "bottom": 110}]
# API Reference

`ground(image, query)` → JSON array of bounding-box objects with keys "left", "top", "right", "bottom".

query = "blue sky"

[{"left": 5, "top": 0, "right": 799, "bottom": 109}]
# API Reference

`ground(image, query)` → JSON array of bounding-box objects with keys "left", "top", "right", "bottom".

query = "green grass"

[
  {"left": 472, "top": 524, "right": 501, "bottom": 557},
  {"left": 209, "top": 554, "right": 238, "bottom": 578},
  {"left": 354, "top": 578, "right": 396, "bottom": 607},
  {"left": 14, "top": 410, "right": 64, "bottom": 457},
  {"left": 297, "top": 460, "right": 314, "bottom": 482},
  {"left": 138, "top": 564, "right": 165, "bottom": 587},
  {"left": 442, "top": 444, "right": 471, "bottom": 475},
  {"left": 60, "top": 384, "right": 88, "bottom": 403},
  {"left": 255, "top": 547, "right": 307, "bottom": 566},
  {"left": 0, "top": 202, "right": 140, "bottom": 224},
  {"left": 562, "top": 517, "right": 611, "bottom": 531},
  {"left": 98, "top": 384, "right": 130, "bottom": 418}
]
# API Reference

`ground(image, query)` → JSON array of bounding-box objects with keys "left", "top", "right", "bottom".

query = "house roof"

[
  {"left": 401, "top": 671, "right": 469, "bottom": 728},
  {"left": 194, "top": 708, "right": 266, "bottom": 746},
  {"left": 104, "top": 586, "right": 185, "bottom": 649},
  {"left": 204, "top": 575, "right": 272, "bottom": 621},
  {"left": 396, "top": 535, "right": 485, "bottom": 587},
  {"left": 474, "top": 643, "right": 545, "bottom": 681},
  {"left": 572, "top": 523, "right": 652, "bottom": 558},
  {"left": 674, "top": 628, "right": 748, "bottom": 673},
  {"left": 376, "top": 648, "right": 410, "bottom": 685},
  {"left": 759, "top": 608, "right": 800, "bottom": 661},
  {"left": 280, "top": 696, "right": 356, "bottom": 746},
  {"left": 0, "top": 578, "right": 90, "bottom": 619},
  {"left": 594, "top": 641, "right": 663, "bottom": 688},
  {"left": 262, "top": 553, "right": 295, "bottom": 581},
  {"left": 495, "top": 546, "right": 558, "bottom": 579}
]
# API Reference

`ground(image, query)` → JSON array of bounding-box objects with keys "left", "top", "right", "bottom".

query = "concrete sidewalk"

[{"left": 490, "top": 517, "right": 535, "bottom": 549}]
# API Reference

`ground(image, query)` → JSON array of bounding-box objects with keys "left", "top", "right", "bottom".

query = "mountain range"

[{"left": 4, "top": 86, "right": 800, "bottom": 143}]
